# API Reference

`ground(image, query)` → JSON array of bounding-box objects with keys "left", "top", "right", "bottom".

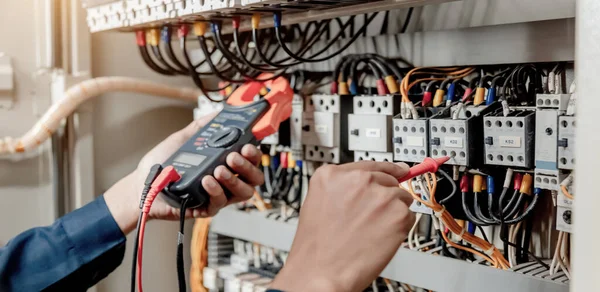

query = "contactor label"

[
  {"left": 315, "top": 124, "right": 328, "bottom": 133},
  {"left": 406, "top": 136, "right": 424, "bottom": 147},
  {"left": 444, "top": 137, "right": 464, "bottom": 148},
  {"left": 499, "top": 136, "right": 521, "bottom": 148},
  {"left": 365, "top": 128, "right": 381, "bottom": 138}
]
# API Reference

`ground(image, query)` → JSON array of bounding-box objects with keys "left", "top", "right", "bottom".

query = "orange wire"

[
  {"left": 404, "top": 172, "right": 509, "bottom": 269},
  {"left": 440, "top": 228, "right": 497, "bottom": 267},
  {"left": 400, "top": 67, "right": 475, "bottom": 102},
  {"left": 561, "top": 185, "right": 574, "bottom": 200}
]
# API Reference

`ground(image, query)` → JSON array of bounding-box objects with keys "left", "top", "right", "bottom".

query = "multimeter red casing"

[{"left": 161, "top": 76, "right": 293, "bottom": 209}]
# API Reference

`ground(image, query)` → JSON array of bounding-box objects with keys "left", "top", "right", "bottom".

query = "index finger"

[{"left": 341, "top": 161, "right": 409, "bottom": 179}]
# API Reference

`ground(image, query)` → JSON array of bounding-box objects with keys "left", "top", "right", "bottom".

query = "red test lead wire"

[
  {"left": 137, "top": 166, "right": 181, "bottom": 292},
  {"left": 398, "top": 156, "right": 450, "bottom": 183}
]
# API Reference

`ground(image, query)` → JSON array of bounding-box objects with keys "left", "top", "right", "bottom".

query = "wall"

[{"left": 0, "top": 0, "right": 55, "bottom": 244}]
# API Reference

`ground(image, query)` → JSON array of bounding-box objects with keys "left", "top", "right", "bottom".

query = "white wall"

[{"left": 0, "top": 0, "right": 55, "bottom": 244}]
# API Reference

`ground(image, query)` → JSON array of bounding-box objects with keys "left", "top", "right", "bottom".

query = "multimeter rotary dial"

[{"left": 206, "top": 127, "right": 243, "bottom": 148}]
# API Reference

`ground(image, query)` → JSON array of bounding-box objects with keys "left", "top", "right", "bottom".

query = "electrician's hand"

[
  {"left": 270, "top": 161, "right": 415, "bottom": 292},
  {"left": 104, "top": 113, "right": 264, "bottom": 234}
]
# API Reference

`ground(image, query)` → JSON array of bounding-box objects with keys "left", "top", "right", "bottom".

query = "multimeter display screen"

[{"left": 173, "top": 152, "right": 207, "bottom": 166}]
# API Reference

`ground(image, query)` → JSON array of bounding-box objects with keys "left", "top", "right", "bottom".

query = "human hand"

[
  {"left": 104, "top": 113, "right": 265, "bottom": 234},
  {"left": 270, "top": 161, "right": 415, "bottom": 292}
]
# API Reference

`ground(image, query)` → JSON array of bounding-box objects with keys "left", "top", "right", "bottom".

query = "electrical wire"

[
  {"left": 404, "top": 173, "right": 509, "bottom": 269},
  {"left": 437, "top": 169, "right": 457, "bottom": 205},
  {"left": 136, "top": 166, "right": 181, "bottom": 292},
  {"left": 177, "top": 198, "right": 190, "bottom": 292},
  {"left": 401, "top": 8, "right": 414, "bottom": 33},
  {"left": 273, "top": 12, "right": 379, "bottom": 63}
]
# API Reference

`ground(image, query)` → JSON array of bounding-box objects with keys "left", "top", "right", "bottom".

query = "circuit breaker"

[
  {"left": 288, "top": 94, "right": 304, "bottom": 159},
  {"left": 429, "top": 104, "right": 497, "bottom": 167},
  {"left": 483, "top": 110, "right": 535, "bottom": 168},
  {"left": 534, "top": 94, "right": 570, "bottom": 190},
  {"left": 347, "top": 95, "right": 398, "bottom": 162},
  {"left": 557, "top": 116, "right": 576, "bottom": 170},
  {"left": 302, "top": 94, "right": 353, "bottom": 163}
]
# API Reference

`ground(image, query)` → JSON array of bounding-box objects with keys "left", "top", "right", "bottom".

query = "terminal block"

[
  {"left": 302, "top": 94, "right": 353, "bottom": 164},
  {"left": 84, "top": 0, "right": 127, "bottom": 32},
  {"left": 354, "top": 151, "right": 394, "bottom": 162},
  {"left": 347, "top": 96, "right": 399, "bottom": 161},
  {"left": 557, "top": 116, "right": 576, "bottom": 170},
  {"left": 429, "top": 103, "right": 499, "bottom": 167},
  {"left": 483, "top": 110, "right": 535, "bottom": 168}
]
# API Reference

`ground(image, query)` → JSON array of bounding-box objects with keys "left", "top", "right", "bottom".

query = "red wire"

[
  {"left": 135, "top": 166, "right": 181, "bottom": 292},
  {"left": 137, "top": 212, "right": 150, "bottom": 292}
]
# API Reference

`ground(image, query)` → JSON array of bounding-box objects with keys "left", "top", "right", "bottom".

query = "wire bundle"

[
  {"left": 402, "top": 172, "right": 510, "bottom": 269},
  {"left": 399, "top": 67, "right": 475, "bottom": 119},
  {"left": 134, "top": 12, "right": 386, "bottom": 101}
]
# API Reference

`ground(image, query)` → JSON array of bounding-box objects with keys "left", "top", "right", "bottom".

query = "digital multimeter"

[{"left": 161, "top": 75, "right": 293, "bottom": 208}]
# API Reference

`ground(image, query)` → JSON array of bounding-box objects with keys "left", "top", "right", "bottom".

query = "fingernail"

[
  {"left": 200, "top": 211, "right": 208, "bottom": 217},
  {"left": 219, "top": 168, "right": 232, "bottom": 179},
  {"left": 233, "top": 154, "right": 245, "bottom": 166},
  {"left": 205, "top": 177, "right": 217, "bottom": 189},
  {"left": 245, "top": 145, "right": 257, "bottom": 156}
]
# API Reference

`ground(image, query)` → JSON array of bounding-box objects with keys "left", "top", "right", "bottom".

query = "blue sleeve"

[{"left": 0, "top": 196, "right": 126, "bottom": 292}]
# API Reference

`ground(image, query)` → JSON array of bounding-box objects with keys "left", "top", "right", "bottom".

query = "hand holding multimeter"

[{"left": 161, "top": 75, "right": 294, "bottom": 209}]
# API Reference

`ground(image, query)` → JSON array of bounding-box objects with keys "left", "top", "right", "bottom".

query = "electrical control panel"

[
  {"left": 557, "top": 116, "right": 576, "bottom": 170},
  {"left": 483, "top": 110, "right": 535, "bottom": 168},
  {"left": 302, "top": 94, "right": 353, "bottom": 164},
  {"left": 347, "top": 95, "right": 399, "bottom": 160}
]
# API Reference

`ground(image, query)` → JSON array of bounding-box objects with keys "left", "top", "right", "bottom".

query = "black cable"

[
  {"left": 139, "top": 45, "right": 175, "bottom": 76},
  {"left": 520, "top": 214, "right": 534, "bottom": 263},
  {"left": 461, "top": 191, "right": 489, "bottom": 226},
  {"left": 477, "top": 226, "right": 490, "bottom": 243},
  {"left": 273, "top": 12, "right": 379, "bottom": 63},
  {"left": 180, "top": 35, "right": 229, "bottom": 101},
  {"left": 177, "top": 198, "right": 190, "bottom": 292},
  {"left": 151, "top": 45, "right": 187, "bottom": 75},
  {"left": 425, "top": 215, "right": 433, "bottom": 242},
  {"left": 473, "top": 192, "right": 497, "bottom": 224},
  {"left": 505, "top": 192, "right": 526, "bottom": 219},
  {"left": 208, "top": 26, "right": 287, "bottom": 82},
  {"left": 438, "top": 169, "right": 457, "bottom": 205},
  {"left": 504, "top": 194, "right": 540, "bottom": 225},
  {"left": 131, "top": 212, "right": 143, "bottom": 292},
  {"left": 498, "top": 190, "right": 548, "bottom": 269},
  {"left": 401, "top": 7, "right": 414, "bottom": 33},
  {"left": 252, "top": 17, "right": 345, "bottom": 68}
]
